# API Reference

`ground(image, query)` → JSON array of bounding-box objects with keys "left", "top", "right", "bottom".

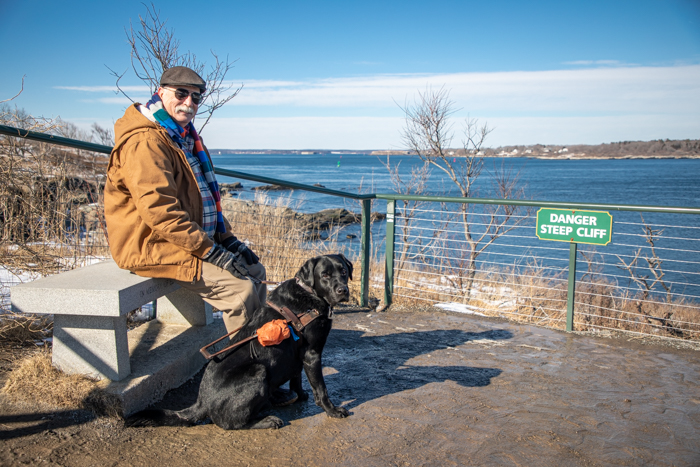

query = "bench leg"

[
  {"left": 156, "top": 287, "right": 213, "bottom": 326},
  {"left": 52, "top": 314, "right": 131, "bottom": 381}
]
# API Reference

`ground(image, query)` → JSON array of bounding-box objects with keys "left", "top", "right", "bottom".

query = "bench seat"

[{"left": 10, "top": 260, "right": 214, "bottom": 381}]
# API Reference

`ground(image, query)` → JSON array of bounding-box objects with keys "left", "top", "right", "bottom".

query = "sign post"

[{"left": 535, "top": 208, "right": 613, "bottom": 331}]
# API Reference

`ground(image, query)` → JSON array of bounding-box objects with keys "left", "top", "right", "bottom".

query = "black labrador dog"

[{"left": 127, "top": 253, "right": 352, "bottom": 430}]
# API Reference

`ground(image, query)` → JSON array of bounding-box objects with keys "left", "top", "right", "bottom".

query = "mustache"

[{"left": 175, "top": 105, "right": 196, "bottom": 115}]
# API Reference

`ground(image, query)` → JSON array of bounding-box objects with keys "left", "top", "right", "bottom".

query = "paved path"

[{"left": 1, "top": 306, "right": 699, "bottom": 466}]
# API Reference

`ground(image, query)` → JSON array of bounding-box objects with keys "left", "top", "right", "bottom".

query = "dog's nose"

[{"left": 336, "top": 285, "right": 348, "bottom": 295}]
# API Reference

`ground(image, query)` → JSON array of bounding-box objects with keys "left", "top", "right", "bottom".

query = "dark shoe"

[{"left": 269, "top": 388, "right": 298, "bottom": 407}]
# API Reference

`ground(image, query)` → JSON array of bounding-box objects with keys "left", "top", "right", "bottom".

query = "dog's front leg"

[{"left": 303, "top": 350, "right": 349, "bottom": 418}]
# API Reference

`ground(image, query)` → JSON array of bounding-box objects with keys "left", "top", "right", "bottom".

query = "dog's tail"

[{"left": 125, "top": 404, "right": 204, "bottom": 428}]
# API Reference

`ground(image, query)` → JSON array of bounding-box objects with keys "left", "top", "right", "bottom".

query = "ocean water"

[
  {"left": 212, "top": 154, "right": 700, "bottom": 296},
  {"left": 212, "top": 153, "right": 700, "bottom": 209}
]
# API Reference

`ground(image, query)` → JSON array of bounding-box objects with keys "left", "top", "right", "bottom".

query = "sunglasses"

[{"left": 165, "top": 87, "right": 204, "bottom": 105}]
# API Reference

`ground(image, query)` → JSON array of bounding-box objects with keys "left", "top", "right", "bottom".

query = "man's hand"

[
  {"left": 222, "top": 236, "right": 259, "bottom": 265},
  {"left": 203, "top": 243, "right": 250, "bottom": 279}
]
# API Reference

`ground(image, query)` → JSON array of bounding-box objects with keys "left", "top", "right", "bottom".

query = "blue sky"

[{"left": 1, "top": 0, "right": 699, "bottom": 149}]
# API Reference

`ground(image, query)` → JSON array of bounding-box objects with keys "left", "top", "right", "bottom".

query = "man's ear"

[
  {"left": 295, "top": 257, "right": 317, "bottom": 288},
  {"left": 338, "top": 253, "right": 353, "bottom": 281}
]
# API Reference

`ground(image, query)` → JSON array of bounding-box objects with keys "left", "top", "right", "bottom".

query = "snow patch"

[{"left": 434, "top": 302, "right": 487, "bottom": 316}]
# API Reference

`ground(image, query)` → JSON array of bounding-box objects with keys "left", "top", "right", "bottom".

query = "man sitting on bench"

[{"left": 104, "top": 66, "right": 295, "bottom": 405}]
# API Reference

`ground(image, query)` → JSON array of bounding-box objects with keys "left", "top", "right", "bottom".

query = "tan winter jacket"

[{"left": 104, "top": 104, "right": 233, "bottom": 282}]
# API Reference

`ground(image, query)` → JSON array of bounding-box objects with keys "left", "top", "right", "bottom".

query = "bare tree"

[
  {"left": 108, "top": 3, "right": 241, "bottom": 132},
  {"left": 399, "top": 87, "right": 530, "bottom": 299},
  {"left": 90, "top": 123, "right": 114, "bottom": 147}
]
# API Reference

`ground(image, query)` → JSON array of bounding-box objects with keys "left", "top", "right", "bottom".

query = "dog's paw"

[
  {"left": 296, "top": 390, "right": 309, "bottom": 402},
  {"left": 250, "top": 415, "right": 284, "bottom": 429},
  {"left": 326, "top": 406, "right": 350, "bottom": 418}
]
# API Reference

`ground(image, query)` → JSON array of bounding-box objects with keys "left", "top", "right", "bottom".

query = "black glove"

[
  {"left": 203, "top": 243, "right": 250, "bottom": 279},
  {"left": 222, "top": 236, "right": 259, "bottom": 265}
]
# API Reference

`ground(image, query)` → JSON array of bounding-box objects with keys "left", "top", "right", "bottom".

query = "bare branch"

[{"left": 1, "top": 76, "right": 25, "bottom": 104}]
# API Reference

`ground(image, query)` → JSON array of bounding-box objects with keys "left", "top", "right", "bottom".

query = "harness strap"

[
  {"left": 200, "top": 329, "right": 257, "bottom": 360},
  {"left": 266, "top": 300, "right": 322, "bottom": 332}
]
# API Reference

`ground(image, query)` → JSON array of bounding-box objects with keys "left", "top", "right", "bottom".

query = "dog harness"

[{"left": 199, "top": 301, "right": 324, "bottom": 360}]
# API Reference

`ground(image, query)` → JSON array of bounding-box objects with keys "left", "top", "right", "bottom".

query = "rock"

[
  {"left": 298, "top": 208, "right": 359, "bottom": 230},
  {"left": 304, "top": 231, "right": 328, "bottom": 241},
  {"left": 220, "top": 182, "right": 243, "bottom": 196},
  {"left": 252, "top": 184, "right": 289, "bottom": 191}
]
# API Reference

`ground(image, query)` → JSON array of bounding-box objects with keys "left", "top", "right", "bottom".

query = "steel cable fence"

[{"left": 379, "top": 201, "right": 700, "bottom": 342}]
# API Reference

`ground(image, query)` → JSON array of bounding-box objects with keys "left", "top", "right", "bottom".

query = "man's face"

[{"left": 157, "top": 85, "right": 202, "bottom": 127}]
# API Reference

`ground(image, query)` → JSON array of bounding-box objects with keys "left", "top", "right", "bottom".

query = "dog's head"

[{"left": 295, "top": 254, "right": 353, "bottom": 307}]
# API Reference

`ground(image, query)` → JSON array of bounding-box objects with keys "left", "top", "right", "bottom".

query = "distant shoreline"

[
  {"left": 210, "top": 151, "right": 700, "bottom": 160},
  {"left": 210, "top": 138, "right": 700, "bottom": 160}
]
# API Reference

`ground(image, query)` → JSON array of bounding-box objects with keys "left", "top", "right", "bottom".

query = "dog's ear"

[
  {"left": 338, "top": 253, "right": 353, "bottom": 281},
  {"left": 295, "top": 257, "right": 317, "bottom": 288}
]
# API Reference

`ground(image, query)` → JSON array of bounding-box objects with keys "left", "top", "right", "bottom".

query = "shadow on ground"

[{"left": 154, "top": 325, "right": 511, "bottom": 425}]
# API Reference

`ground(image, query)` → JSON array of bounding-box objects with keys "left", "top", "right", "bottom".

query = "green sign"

[{"left": 536, "top": 208, "right": 613, "bottom": 246}]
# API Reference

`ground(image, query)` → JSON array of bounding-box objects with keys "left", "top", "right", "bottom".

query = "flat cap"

[{"left": 160, "top": 66, "right": 206, "bottom": 92}]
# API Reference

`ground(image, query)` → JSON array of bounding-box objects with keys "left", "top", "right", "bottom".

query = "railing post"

[
  {"left": 384, "top": 200, "right": 396, "bottom": 307},
  {"left": 566, "top": 242, "right": 578, "bottom": 332},
  {"left": 360, "top": 198, "right": 371, "bottom": 307}
]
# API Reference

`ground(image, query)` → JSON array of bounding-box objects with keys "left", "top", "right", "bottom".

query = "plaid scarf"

[{"left": 142, "top": 94, "right": 226, "bottom": 235}]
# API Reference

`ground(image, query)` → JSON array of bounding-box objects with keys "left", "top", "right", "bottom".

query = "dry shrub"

[
  {"left": 1, "top": 349, "right": 121, "bottom": 416},
  {"left": 396, "top": 258, "right": 700, "bottom": 340},
  {"left": 222, "top": 192, "right": 352, "bottom": 282},
  {"left": 386, "top": 252, "right": 700, "bottom": 341},
  {"left": 1, "top": 108, "right": 110, "bottom": 283},
  {"left": 574, "top": 283, "right": 700, "bottom": 340},
  {"left": 0, "top": 312, "right": 52, "bottom": 347}
]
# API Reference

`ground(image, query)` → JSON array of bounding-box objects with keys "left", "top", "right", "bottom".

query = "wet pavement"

[{"left": 1, "top": 305, "right": 699, "bottom": 466}]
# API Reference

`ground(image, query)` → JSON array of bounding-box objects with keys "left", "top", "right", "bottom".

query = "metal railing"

[
  {"left": 377, "top": 197, "right": 700, "bottom": 340},
  {"left": 2, "top": 124, "right": 699, "bottom": 342}
]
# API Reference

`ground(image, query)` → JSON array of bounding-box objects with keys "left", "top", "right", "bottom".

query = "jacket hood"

[{"left": 114, "top": 104, "right": 162, "bottom": 151}]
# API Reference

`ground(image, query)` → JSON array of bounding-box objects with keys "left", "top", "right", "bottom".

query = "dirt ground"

[{"left": 1, "top": 305, "right": 699, "bottom": 466}]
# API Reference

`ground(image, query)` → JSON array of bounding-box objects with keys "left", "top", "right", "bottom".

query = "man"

[{"left": 104, "top": 66, "right": 267, "bottom": 342}]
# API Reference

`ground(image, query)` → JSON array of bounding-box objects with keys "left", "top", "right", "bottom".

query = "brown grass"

[
  {"left": 222, "top": 192, "right": 353, "bottom": 282},
  {"left": 388, "top": 260, "right": 700, "bottom": 341},
  {"left": 1, "top": 349, "right": 121, "bottom": 416}
]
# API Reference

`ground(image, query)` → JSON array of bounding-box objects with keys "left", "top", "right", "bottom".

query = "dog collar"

[{"left": 295, "top": 277, "right": 316, "bottom": 296}]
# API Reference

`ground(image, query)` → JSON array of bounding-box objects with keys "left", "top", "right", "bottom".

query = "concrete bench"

[{"left": 10, "top": 260, "right": 226, "bottom": 415}]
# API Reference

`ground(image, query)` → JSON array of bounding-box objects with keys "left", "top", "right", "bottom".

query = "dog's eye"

[{"left": 341, "top": 270, "right": 347, "bottom": 276}]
